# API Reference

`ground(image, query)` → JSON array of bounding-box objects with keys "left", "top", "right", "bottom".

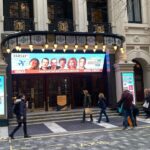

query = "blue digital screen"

[
  {"left": 0, "top": 76, "right": 5, "bottom": 115},
  {"left": 11, "top": 53, "right": 105, "bottom": 74}
]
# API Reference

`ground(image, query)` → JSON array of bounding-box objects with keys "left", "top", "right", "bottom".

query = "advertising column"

[
  {"left": 121, "top": 72, "right": 136, "bottom": 104},
  {"left": 0, "top": 52, "right": 8, "bottom": 138},
  {"left": 0, "top": 76, "right": 5, "bottom": 116}
]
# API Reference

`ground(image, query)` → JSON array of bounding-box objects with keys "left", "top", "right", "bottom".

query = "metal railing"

[
  {"left": 48, "top": 18, "right": 74, "bottom": 32},
  {"left": 88, "top": 22, "right": 112, "bottom": 33}
]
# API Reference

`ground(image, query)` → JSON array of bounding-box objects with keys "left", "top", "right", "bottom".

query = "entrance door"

[
  {"left": 12, "top": 75, "right": 45, "bottom": 109},
  {"left": 133, "top": 60, "right": 144, "bottom": 102},
  {"left": 46, "top": 75, "right": 72, "bottom": 110}
]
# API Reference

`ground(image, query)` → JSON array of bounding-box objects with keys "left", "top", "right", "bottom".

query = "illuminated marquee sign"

[
  {"left": 11, "top": 53, "right": 105, "bottom": 74},
  {"left": 121, "top": 72, "right": 135, "bottom": 104},
  {"left": 0, "top": 76, "right": 5, "bottom": 116}
]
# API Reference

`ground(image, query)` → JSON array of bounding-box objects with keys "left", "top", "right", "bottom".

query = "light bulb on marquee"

[
  {"left": 75, "top": 44, "right": 78, "bottom": 49},
  {"left": 45, "top": 44, "right": 49, "bottom": 49},
  {"left": 6, "top": 48, "right": 11, "bottom": 53},
  {"left": 74, "top": 49, "right": 77, "bottom": 52},
  {"left": 54, "top": 43, "right": 57, "bottom": 49}
]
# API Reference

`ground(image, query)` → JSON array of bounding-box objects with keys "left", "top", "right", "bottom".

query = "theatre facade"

[
  {"left": 1, "top": 0, "right": 146, "bottom": 126},
  {"left": 1, "top": 31, "right": 125, "bottom": 115}
]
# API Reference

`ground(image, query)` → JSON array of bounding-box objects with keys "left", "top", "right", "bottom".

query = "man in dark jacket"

[{"left": 9, "top": 94, "right": 31, "bottom": 139}]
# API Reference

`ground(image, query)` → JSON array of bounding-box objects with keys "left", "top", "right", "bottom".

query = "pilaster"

[
  {"left": 0, "top": 0, "right": 4, "bottom": 42},
  {"left": 33, "top": 0, "right": 48, "bottom": 31},
  {"left": 72, "top": 0, "right": 88, "bottom": 32}
]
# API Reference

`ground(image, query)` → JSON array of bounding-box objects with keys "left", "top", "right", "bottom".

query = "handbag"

[
  {"left": 118, "top": 103, "right": 124, "bottom": 114},
  {"left": 143, "top": 101, "right": 149, "bottom": 108},
  {"left": 85, "top": 108, "right": 92, "bottom": 114}
]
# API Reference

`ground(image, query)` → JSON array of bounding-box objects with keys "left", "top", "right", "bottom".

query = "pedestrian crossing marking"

[
  {"left": 44, "top": 122, "right": 67, "bottom": 133},
  {"left": 137, "top": 117, "right": 150, "bottom": 124},
  {"left": 87, "top": 118, "right": 118, "bottom": 128}
]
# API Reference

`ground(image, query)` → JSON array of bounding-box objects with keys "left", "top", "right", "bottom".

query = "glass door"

[
  {"left": 12, "top": 75, "right": 45, "bottom": 110},
  {"left": 46, "top": 75, "right": 72, "bottom": 110}
]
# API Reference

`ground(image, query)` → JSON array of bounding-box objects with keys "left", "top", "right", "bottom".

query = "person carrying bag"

[{"left": 81, "top": 90, "right": 93, "bottom": 123}]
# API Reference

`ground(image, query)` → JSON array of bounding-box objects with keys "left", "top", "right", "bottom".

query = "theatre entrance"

[{"left": 12, "top": 73, "right": 106, "bottom": 111}]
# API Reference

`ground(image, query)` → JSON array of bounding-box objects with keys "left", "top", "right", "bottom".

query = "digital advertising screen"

[
  {"left": 11, "top": 53, "right": 105, "bottom": 74},
  {"left": 0, "top": 75, "right": 5, "bottom": 116},
  {"left": 121, "top": 72, "right": 135, "bottom": 104}
]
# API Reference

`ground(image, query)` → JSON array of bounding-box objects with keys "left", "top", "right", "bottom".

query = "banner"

[
  {"left": 121, "top": 72, "right": 135, "bottom": 104},
  {"left": 11, "top": 53, "right": 105, "bottom": 74}
]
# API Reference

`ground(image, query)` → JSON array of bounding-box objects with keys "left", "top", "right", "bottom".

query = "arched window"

[
  {"left": 3, "top": 0, "right": 34, "bottom": 31},
  {"left": 127, "top": 0, "right": 142, "bottom": 23}
]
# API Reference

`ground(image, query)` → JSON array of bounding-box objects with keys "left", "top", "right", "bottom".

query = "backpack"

[{"left": 13, "top": 102, "right": 20, "bottom": 115}]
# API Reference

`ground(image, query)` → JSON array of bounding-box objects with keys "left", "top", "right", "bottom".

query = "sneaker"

[
  {"left": 81, "top": 120, "right": 85, "bottom": 123},
  {"left": 9, "top": 134, "right": 14, "bottom": 139},
  {"left": 122, "top": 127, "right": 128, "bottom": 130},
  {"left": 24, "top": 135, "right": 31, "bottom": 138}
]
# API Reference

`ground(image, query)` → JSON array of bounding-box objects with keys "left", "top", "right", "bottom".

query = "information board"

[
  {"left": 0, "top": 76, "right": 5, "bottom": 116},
  {"left": 121, "top": 72, "right": 135, "bottom": 104}
]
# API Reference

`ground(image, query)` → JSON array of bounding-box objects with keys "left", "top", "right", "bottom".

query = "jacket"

[{"left": 98, "top": 97, "right": 107, "bottom": 109}]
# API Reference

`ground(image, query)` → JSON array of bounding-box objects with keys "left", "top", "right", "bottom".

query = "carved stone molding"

[{"left": 133, "top": 36, "right": 140, "bottom": 43}]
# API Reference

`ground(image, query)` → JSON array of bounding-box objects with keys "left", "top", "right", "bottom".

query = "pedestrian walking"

[
  {"left": 97, "top": 93, "right": 109, "bottom": 123},
  {"left": 143, "top": 88, "right": 150, "bottom": 118},
  {"left": 9, "top": 94, "right": 31, "bottom": 139},
  {"left": 81, "top": 90, "right": 93, "bottom": 123},
  {"left": 132, "top": 104, "right": 139, "bottom": 126},
  {"left": 118, "top": 90, "right": 135, "bottom": 130}
]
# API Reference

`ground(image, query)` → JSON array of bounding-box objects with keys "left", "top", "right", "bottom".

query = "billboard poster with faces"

[
  {"left": 11, "top": 53, "right": 105, "bottom": 74},
  {"left": 0, "top": 76, "right": 5, "bottom": 116},
  {"left": 121, "top": 72, "right": 136, "bottom": 104}
]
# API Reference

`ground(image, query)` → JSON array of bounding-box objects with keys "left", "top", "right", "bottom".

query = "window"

[
  {"left": 9, "top": 2, "right": 30, "bottom": 18},
  {"left": 3, "top": 0, "right": 34, "bottom": 31},
  {"left": 127, "top": 0, "right": 142, "bottom": 23}
]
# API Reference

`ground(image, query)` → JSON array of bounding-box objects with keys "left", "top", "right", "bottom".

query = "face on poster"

[
  {"left": 0, "top": 76, "right": 5, "bottom": 116},
  {"left": 122, "top": 72, "right": 135, "bottom": 104},
  {"left": 11, "top": 53, "right": 105, "bottom": 74}
]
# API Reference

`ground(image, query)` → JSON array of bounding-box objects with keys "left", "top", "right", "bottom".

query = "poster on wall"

[
  {"left": 11, "top": 53, "right": 105, "bottom": 74},
  {"left": 0, "top": 75, "right": 5, "bottom": 116},
  {"left": 121, "top": 72, "right": 135, "bottom": 104}
]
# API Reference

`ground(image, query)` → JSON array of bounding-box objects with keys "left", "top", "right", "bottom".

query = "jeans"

[
  {"left": 98, "top": 109, "right": 109, "bottom": 123},
  {"left": 10, "top": 116, "right": 28, "bottom": 137},
  {"left": 123, "top": 109, "right": 135, "bottom": 128}
]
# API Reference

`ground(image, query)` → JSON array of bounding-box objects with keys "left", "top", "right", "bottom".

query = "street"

[{"left": 0, "top": 116, "right": 150, "bottom": 150}]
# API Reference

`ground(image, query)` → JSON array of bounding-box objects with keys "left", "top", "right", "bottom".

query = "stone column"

[
  {"left": 114, "top": 61, "right": 135, "bottom": 102},
  {"left": 33, "top": 0, "right": 49, "bottom": 31},
  {"left": 143, "top": 64, "right": 150, "bottom": 88},
  {"left": 72, "top": 0, "right": 88, "bottom": 32},
  {"left": 0, "top": 0, "right": 4, "bottom": 43}
]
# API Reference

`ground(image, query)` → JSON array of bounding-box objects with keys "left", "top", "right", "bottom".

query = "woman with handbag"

[
  {"left": 81, "top": 90, "right": 93, "bottom": 123},
  {"left": 143, "top": 88, "right": 150, "bottom": 118}
]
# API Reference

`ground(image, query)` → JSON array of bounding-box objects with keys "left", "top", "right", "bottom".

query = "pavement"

[{"left": 0, "top": 116, "right": 150, "bottom": 150}]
